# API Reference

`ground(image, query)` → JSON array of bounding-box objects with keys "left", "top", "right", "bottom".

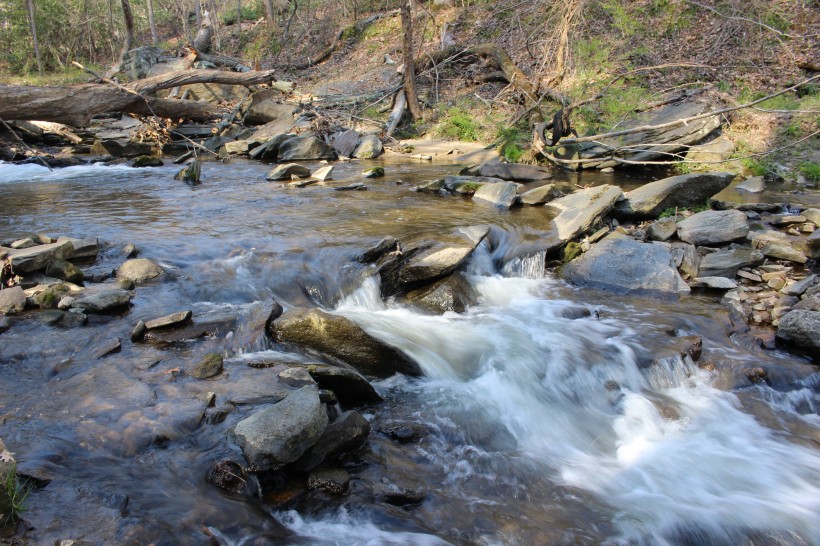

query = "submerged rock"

[
  {"left": 269, "top": 308, "right": 422, "bottom": 378},
  {"left": 561, "top": 232, "right": 690, "bottom": 297},
  {"left": 232, "top": 385, "right": 328, "bottom": 471},
  {"left": 307, "top": 468, "right": 350, "bottom": 494},
  {"left": 362, "top": 167, "right": 384, "bottom": 179},
  {"left": 614, "top": 172, "right": 736, "bottom": 219},
  {"left": 191, "top": 353, "right": 224, "bottom": 379},
  {"left": 145, "top": 310, "right": 192, "bottom": 330}
]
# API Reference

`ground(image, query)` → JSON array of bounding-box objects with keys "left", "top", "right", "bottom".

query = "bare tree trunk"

[
  {"left": 236, "top": 0, "right": 242, "bottom": 32},
  {"left": 25, "top": 0, "right": 43, "bottom": 76},
  {"left": 147, "top": 0, "right": 159, "bottom": 44},
  {"left": 121, "top": 0, "right": 135, "bottom": 52},
  {"left": 263, "top": 0, "right": 276, "bottom": 26},
  {"left": 400, "top": 0, "right": 421, "bottom": 119},
  {"left": 194, "top": 0, "right": 202, "bottom": 29}
]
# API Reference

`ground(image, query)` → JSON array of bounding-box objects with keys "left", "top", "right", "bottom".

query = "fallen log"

[{"left": 0, "top": 69, "right": 283, "bottom": 127}]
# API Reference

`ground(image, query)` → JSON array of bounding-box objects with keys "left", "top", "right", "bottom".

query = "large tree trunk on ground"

[
  {"left": 25, "top": 0, "right": 43, "bottom": 76},
  {"left": 0, "top": 69, "right": 286, "bottom": 127},
  {"left": 401, "top": 0, "right": 422, "bottom": 119}
]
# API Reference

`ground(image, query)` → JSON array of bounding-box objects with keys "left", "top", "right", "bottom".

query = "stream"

[{"left": 0, "top": 159, "right": 818, "bottom": 545}]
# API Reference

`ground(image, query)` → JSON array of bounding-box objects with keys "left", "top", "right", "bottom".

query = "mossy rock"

[
  {"left": 562, "top": 242, "right": 583, "bottom": 263},
  {"left": 32, "top": 283, "right": 70, "bottom": 309},
  {"left": 191, "top": 353, "right": 224, "bottom": 379}
]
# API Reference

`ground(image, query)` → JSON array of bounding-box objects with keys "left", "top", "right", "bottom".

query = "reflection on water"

[{"left": 0, "top": 160, "right": 818, "bottom": 545}]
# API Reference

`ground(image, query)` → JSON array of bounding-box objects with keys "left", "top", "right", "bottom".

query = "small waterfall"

[{"left": 500, "top": 251, "right": 547, "bottom": 279}]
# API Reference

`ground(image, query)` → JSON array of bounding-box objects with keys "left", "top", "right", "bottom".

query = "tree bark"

[
  {"left": 263, "top": 0, "right": 276, "bottom": 26},
  {"left": 147, "top": 0, "right": 159, "bottom": 44},
  {"left": 25, "top": 0, "right": 43, "bottom": 76},
  {"left": 0, "top": 69, "right": 286, "bottom": 127},
  {"left": 121, "top": 0, "right": 135, "bottom": 52},
  {"left": 401, "top": 0, "right": 422, "bottom": 119},
  {"left": 194, "top": 0, "right": 203, "bottom": 28}
]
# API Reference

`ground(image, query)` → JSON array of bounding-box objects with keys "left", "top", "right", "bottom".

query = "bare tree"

[
  {"left": 25, "top": 0, "right": 43, "bottom": 75},
  {"left": 121, "top": 0, "right": 135, "bottom": 52},
  {"left": 263, "top": 0, "right": 276, "bottom": 26},
  {"left": 400, "top": 0, "right": 422, "bottom": 119},
  {"left": 147, "top": 0, "right": 159, "bottom": 44}
]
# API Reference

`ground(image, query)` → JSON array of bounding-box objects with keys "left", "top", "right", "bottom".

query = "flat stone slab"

[
  {"left": 518, "top": 184, "right": 559, "bottom": 206},
  {"left": 71, "top": 289, "right": 132, "bottom": 313},
  {"left": 677, "top": 209, "right": 749, "bottom": 245},
  {"left": 144, "top": 310, "right": 193, "bottom": 330},
  {"left": 561, "top": 232, "right": 690, "bottom": 297},
  {"left": 691, "top": 277, "right": 738, "bottom": 289},
  {"left": 697, "top": 248, "right": 764, "bottom": 278},
  {"left": 3, "top": 240, "right": 73, "bottom": 273},
  {"left": 472, "top": 181, "right": 518, "bottom": 208},
  {"left": 544, "top": 185, "right": 624, "bottom": 243},
  {"left": 614, "top": 172, "right": 736, "bottom": 219}
]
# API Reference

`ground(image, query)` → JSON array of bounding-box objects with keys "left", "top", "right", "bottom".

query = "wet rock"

[
  {"left": 293, "top": 410, "right": 370, "bottom": 472},
  {"left": 131, "top": 320, "right": 146, "bottom": 341},
  {"left": 775, "top": 310, "right": 820, "bottom": 357},
  {"left": 270, "top": 308, "right": 422, "bottom": 377},
  {"left": 207, "top": 460, "right": 251, "bottom": 495},
  {"left": 743, "top": 367, "right": 769, "bottom": 384},
  {"left": 398, "top": 227, "right": 489, "bottom": 290},
  {"left": 266, "top": 163, "right": 311, "bottom": 180},
  {"left": 691, "top": 276, "right": 738, "bottom": 289},
  {"left": 333, "top": 183, "right": 367, "bottom": 191},
  {"left": 70, "top": 289, "right": 132, "bottom": 313},
  {"left": 2, "top": 239, "right": 73, "bottom": 273},
  {"left": 544, "top": 185, "right": 624, "bottom": 243},
  {"left": 278, "top": 367, "right": 315, "bottom": 388},
  {"left": 191, "top": 353, "right": 224, "bottom": 379},
  {"left": 307, "top": 468, "right": 350, "bottom": 494},
  {"left": 249, "top": 133, "right": 292, "bottom": 160},
  {"left": 472, "top": 181, "right": 518, "bottom": 208},
  {"left": 57, "top": 236, "right": 99, "bottom": 260},
  {"left": 0, "top": 286, "right": 26, "bottom": 314},
  {"left": 132, "top": 155, "right": 163, "bottom": 167},
  {"left": 10, "top": 237, "right": 35, "bottom": 249},
  {"left": 312, "top": 165, "right": 333, "bottom": 181},
  {"left": 646, "top": 217, "right": 678, "bottom": 242},
  {"left": 403, "top": 272, "right": 478, "bottom": 314},
  {"left": 232, "top": 385, "right": 329, "bottom": 471},
  {"left": 518, "top": 184, "right": 559, "bottom": 206},
  {"left": 558, "top": 305, "right": 592, "bottom": 319},
  {"left": 144, "top": 310, "right": 192, "bottom": 330},
  {"left": 116, "top": 258, "right": 164, "bottom": 283},
  {"left": 38, "top": 309, "right": 65, "bottom": 325},
  {"left": 802, "top": 208, "right": 820, "bottom": 226},
  {"left": 306, "top": 364, "right": 383, "bottom": 407},
  {"left": 561, "top": 232, "right": 690, "bottom": 297},
  {"left": 60, "top": 309, "right": 87, "bottom": 327},
  {"left": 374, "top": 483, "right": 426, "bottom": 507},
  {"left": 278, "top": 135, "right": 337, "bottom": 161},
  {"left": 353, "top": 134, "right": 384, "bottom": 159},
  {"left": 362, "top": 167, "right": 384, "bottom": 178},
  {"left": 378, "top": 421, "right": 430, "bottom": 443},
  {"left": 735, "top": 176, "right": 765, "bottom": 193},
  {"left": 748, "top": 230, "right": 790, "bottom": 249},
  {"left": 460, "top": 161, "right": 551, "bottom": 182},
  {"left": 45, "top": 259, "right": 84, "bottom": 284},
  {"left": 676, "top": 209, "right": 749, "bottom": 245},
  {"left": 330, "top": 129, "right": 361, "bottom": 157},
  {"left": 93, "top": 338, "right": 122, "bottom": 359},
  {"left": 670, "top": 242, "right": 700, "bottom": 280},
  {"left": 697, "top": 248, "right": 764, "bottom": 278},
  {"left": 761, "top": 242, "right": 807, "bottom": 264},
  {"left": 614, "top": 172, "right": 736, "bottom": 219},
  {"left": 174, "top": 159, "right": 201, "bottom": 184}
]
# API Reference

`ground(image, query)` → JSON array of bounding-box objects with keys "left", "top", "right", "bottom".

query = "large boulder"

[
  {"left": 697, "top": 248, "right": 764, "bottom": 278},
  {"left": 277, "top": 135, "right": 337, "bottom": 161},
  {"left": 269, "top": 308, "right": 422, "bottom": 377},
  {"left": 544, "top": 185, "right": 624, "bottom": 243},
  {"left": 0, "top": 286, "right": 26, "bottom": 314},
  {"left": 461, "top": 161, "right": 551, "bottom": 182},
  {"left": 330, "top": 130, "right": 361, "bottom": 157},
  {"left": 561, "top": 232, "right": 690, "bottom": 297},
  {"left": 352, "top": 134, "right": 383, "bottom": 159},
  {"left": 472, "top": 182, "right": 518, "bottom": 208},
  {"left": 116, "top": 258, "right": 164, "bottom": 283},
  {"left": 244, "top": 92, "right": 297, "bottom": 126},
  {"left": 232, "top": 385, "right": 328, "bottom": 471},
  {"left": 614, "top": 172, "right": 736, "bottom": 219},
  {"left": 676, "top": 210, "right": 749, "bottom": 245},
  {"left": 294, "top": 410, "right": 371, "bottom": 472},
  {"left": 776, "top": 310, "right": 820, "bottom": 358},
  {"left": 249, "top": 133, "right": 292, "bottom": 160}
]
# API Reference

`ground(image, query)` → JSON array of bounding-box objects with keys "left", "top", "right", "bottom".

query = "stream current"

[{"left": 0, "top": 159, "right": 818, "bottom": 545}]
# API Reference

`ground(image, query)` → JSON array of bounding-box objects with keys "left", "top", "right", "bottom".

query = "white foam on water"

[{"left": 0, "top": 161, "right": 147, "bottom": 184}]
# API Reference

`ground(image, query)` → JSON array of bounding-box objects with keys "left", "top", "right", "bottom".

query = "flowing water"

[{"left": 0, "top": 159, "right": 818, "bottom": 545}]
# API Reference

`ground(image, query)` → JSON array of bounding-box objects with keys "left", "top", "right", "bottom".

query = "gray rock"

[
  {"left": 646, "top": 217, "right": 678, "bottom": 242},
  {"left": 333, "top": 183, "right": 367, "bottom": 191},
  {"left": 93, "top": 338, "right": 122, "bottom": 359},
  {"left": 690, "top": 277, "right": 738, "bottom": 289},
  {"left": 278, "top": 367, "right": 315, "bottom": 388},
  {"left": 174, "top": 159, "right": 201, "bottom": 184},
  {"left": 403, "top": 272, "right": 478, "bottom": 314},
  {"left": 776, "top": 310, "right": 820, "bottom": 357},
  {"left": 670, "top": 242, "right": 700, "bottom": 279},
  {"left": 294, "top": 410, "right": 370, "bottom": 472},
  {"left": 808, "top": 230, "right": 820, "bottom": 259},
  {"left": 312, "top": 165, "right": 333, "bottom": 181},
  {"left": 306, "top": 364, "right": 383, "bottom": 406},
  {"left": 45, "top": 259, "right": 84, "bottom": 284},
  {"left": 783, "top": 274, "right": 817, "bottom": 297},
  {"left": 277, "top": 135, "right": 338, "bottom": 161},
  {"left": 245, "top": 96, "right": 297, "bottom": 127},
  {"left": 248, "top": 133, "right": 291, "bottom": 160},
  {"left": 265, "top": 163, "right": 311, "bottom": 181},
  {"left": 71, "top": 289, "right": 132, "bottom": 313},
  {"left": 614, "top": 172, "right": 736, "bottom": 219},
  {"left": 0, "top": 286, "right": 26, "bottom": 314},
  {"left": 2, "top": 240, "right": 73, "bottom": 273},
  {"left": 761, "top": 243, "right": 807, "bottom": 264},
  {"left": 57, "top": 236, "right": 99, "bottom": 260},
  {"left": 352, "top": 134, "right": 383, "bottom": 159},
  {"left": 330, "top": 129, "right": 360, "bottom": 157},
  {"left": 269, "top": 308, "right": 422, "bottom": 378},
  {"left": 232, "top": 385, "right": 328, "bottom": 471},
  {"left": 461, "top": 161, "right": 551, "bottom": 182},
  {"left": 518, "top": 184, "right": 559, "bottom": 206},
  {"left": 748, "top": 230, "right": 790, "bottom": 249},
  {"left": 735, "top": 176, "right": 766, "bottom": 193},
  {"left": 676, "top": 210, "right": 749, "bottom": 245},
  {"left": 144, "top": 310, "right": 192, "bottom": 330},
  {"left": 60, "top": 309, "right": 88, "bottom": 327},
  {"left": 398, "top": 227, "right": 489, "bottom": 289},
  {"left": 771, "top": 215, "right": 806, "bottom": 226},
  {"left": 802, "top": 208, "right": 820, "bottom": 226},
  {"left": 472, "top": 182, "right": 519, "bottom": 208},
  {"left": 544, "top": 185, "right": 624, "bottom": 243},
  {"left": 116, "top": 258, "right": 164, "bottom": 283},
  {"left": 131, "top": 320, "right": 146, "bottom": 341},
  {"left": 10, "top": 237, "right": 35, "bottom": 249},
  {"left": 132, "top": 155, "right": 163, "bottom": 167},
  {"left": 191, "top": 353, "right": 224, "bottom": 379},
  {"left": 697, "top": 248, "right": 764, "bottom": 278},
  {"left": 561, "top": 232, "right": 690, "bottom": 297},
  {"left": 221, "top": 140, "right": 249, "bottom": 155},
  {"left": 362, "top": 167, "right": 384, "bottom": 178},
  {"left": 307, "top": 468, "right": 350, "bottom": 494}
]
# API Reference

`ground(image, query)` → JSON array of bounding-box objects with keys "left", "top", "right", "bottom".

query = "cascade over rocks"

[
  {"left": 268, "top": 308, "right": 423, "bottom": 378},
  {"left": 561, "top": 232, "right": 690, "bottom": 297},
  {"left": 614, "top": 172, "right": 736, "bottom": 219}
]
